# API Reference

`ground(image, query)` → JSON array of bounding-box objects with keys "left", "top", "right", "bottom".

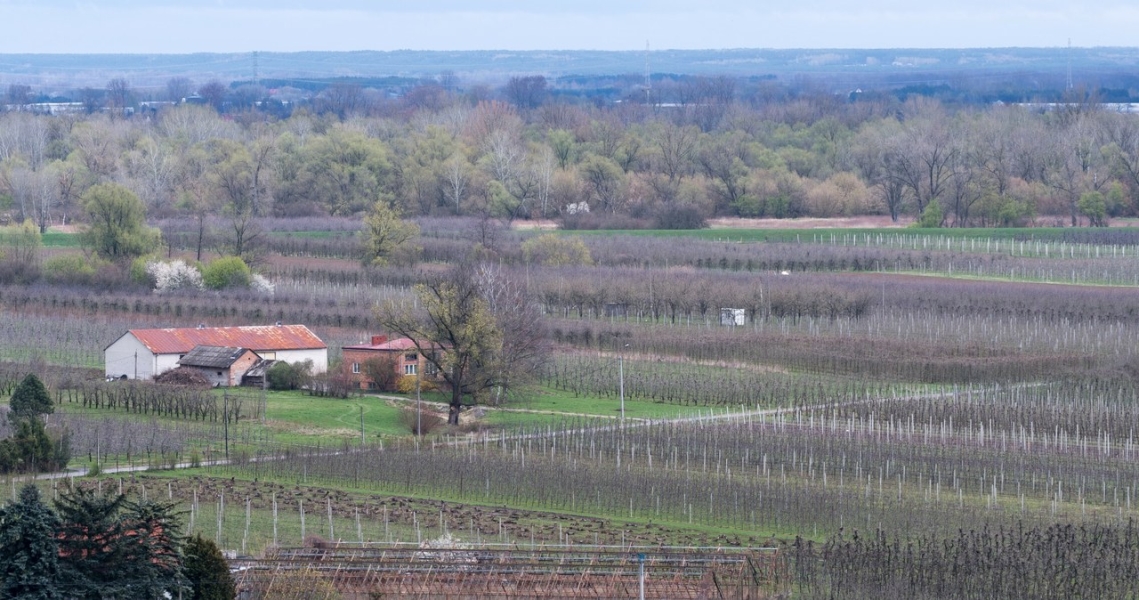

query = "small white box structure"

[{"left": 720, "top": 308, "right": 746, "bottom": 326}]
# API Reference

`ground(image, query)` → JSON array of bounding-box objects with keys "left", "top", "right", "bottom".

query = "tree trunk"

[
  {"left": 448, "top": 403, "right": 461, "bottom": 426},
  {"left": 449, "top": 373, "right": 462, "bottom": 425}
]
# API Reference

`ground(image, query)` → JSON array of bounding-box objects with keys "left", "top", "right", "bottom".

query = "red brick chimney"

[{"left": 371, "top": 335, "right": 387, "bottom": 346}]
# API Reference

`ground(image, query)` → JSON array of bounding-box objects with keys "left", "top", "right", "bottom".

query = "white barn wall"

[
  {"left": 104, "top": 334, "right": 155, "bottom": 380},
  {"left": 155, "top": 353, "right": 183, "bottom": 377},
  {"left": 276, "top": 348, "right": 328, "bottom": 374}
]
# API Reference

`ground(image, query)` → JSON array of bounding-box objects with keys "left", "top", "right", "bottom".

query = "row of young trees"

[
  {"left": 3, "top": 92, "right": 1139, "bottom": 235},
  {"left": 791, "top": 523, "right": 1139, "bottom": 600}
]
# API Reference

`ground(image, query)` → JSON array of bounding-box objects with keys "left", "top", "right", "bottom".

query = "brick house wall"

[
  {"left": 342, "top": 336, "right": 438, "bottom": 390},
  {"left": 227, "top": 350, "right": 263, "bottom": 386}
]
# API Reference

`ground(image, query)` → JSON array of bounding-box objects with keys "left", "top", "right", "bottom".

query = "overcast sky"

[{"left": 1, "top": 0, "right": 1137, "bottom": 53}]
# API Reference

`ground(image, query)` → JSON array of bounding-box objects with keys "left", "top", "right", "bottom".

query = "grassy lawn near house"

[
  {"left": 54, "top": 383, "right": 709, "bottom": 463},
  {"left": 262, "top": 390, "right": 410, "bottom": 440}
]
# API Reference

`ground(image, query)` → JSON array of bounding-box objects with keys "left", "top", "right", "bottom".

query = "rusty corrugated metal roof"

[
  {"left": 343, "top": 337, "right": 420, "bottom": 352},
  {"left": 129, "top": 325, "right": 326, "bottom": 355}
]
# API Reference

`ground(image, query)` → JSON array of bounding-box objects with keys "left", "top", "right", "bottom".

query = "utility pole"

[
  {"left": 223, "top": 392, "right": 229, "bottom": 460},
  {"left": 638, "top": 552, "right": 646, "bottom": 600},
  {"left": 619, "top": 344, "right": 628, "bottom": 422}
]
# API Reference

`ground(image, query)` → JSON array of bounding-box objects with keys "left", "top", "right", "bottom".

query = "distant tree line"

[{"left": 1, "top": 77, "right": 1137, "bottom": 256}]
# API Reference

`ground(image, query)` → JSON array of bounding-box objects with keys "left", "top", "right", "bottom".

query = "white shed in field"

[
  {"left": 720, "top": 308, "right": 746, "bottom": 326},
  {"left": 104, "top": 324, "right": 327, "bottom": 380}
]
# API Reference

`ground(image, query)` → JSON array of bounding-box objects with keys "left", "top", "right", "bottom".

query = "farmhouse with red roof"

[
  {"left": 104, "top": 324, "right": 327, "bottom": 381},
  {"left": 342, "top": 335, "right": 441, "bottom": 390}
]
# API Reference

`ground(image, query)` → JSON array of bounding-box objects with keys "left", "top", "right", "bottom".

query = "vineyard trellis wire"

[{"left": 234, "top": 544, "right": 790, "bottom": 600}]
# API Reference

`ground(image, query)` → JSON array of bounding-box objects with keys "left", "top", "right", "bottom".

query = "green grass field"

[
  {"left": 0, "top": 228, "right": 83, "bottom": 248},
  {"left": 40, "top": 231, "right": 82, "bottom": 247},
  {"left": 562, "top": 226, "right": 1139, "bottom": 243},
  {"left": 261, "top": 390, "right": 409, "bottom": 441},
  {"left": 26, "top": 224, "right": 1139, "bottom": 249}
]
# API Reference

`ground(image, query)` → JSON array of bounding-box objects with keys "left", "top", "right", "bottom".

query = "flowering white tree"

[
  {"left": 250, "top": 273, "right": 274, "bottom": 295},
  {"left": 145, "top": 259, "right": 274, "bottom": 295},
  {"left": 146, "top": 260, "right": 203, "bottom": 293},
  {"left": 565, "top": 201, "right": 590, "bottom": 215}
]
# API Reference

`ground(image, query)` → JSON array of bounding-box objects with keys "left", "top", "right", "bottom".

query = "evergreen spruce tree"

[
  {"left": 1, "top": 374, "right": 68, "bottom": 475},
  {"left": 54, "top": 487, "right": 129, "bottom": 599},
  {"left": 184, "top": 534, "right": 236, "bottom": 600},
  {"left": 9, "top": 373, "right": 53, "bottom": 422},
  {"left": 0, "top": 485, "right": 62, "bottom": 600},
  {"left": 121, "top": 498, "right": 188, "bottom": 598},
  {"left": 0, "top": 419, "right": 67, "bottom": 474},
  {"left": 54, "top": 488, "right": 188, "bottom": 599}
]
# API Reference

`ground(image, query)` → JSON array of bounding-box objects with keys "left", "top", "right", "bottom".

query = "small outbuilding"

[
  {"left": 177, "top": 346, "right": 261, "bottom": 387},
  {"left": 239, "top": 359, "right": 278, "bottom": 389}
]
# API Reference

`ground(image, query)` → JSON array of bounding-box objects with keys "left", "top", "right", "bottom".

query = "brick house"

[{"left": 342, "top": 335, "right": 439, "bottom": 390}]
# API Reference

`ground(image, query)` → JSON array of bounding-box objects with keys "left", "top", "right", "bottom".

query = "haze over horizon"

[{"left": 1, "top": 0, "right": 1137, "bottom": 54}]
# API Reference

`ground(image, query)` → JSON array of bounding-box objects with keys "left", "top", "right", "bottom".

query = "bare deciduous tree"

[
  {"left": 444, "top": 153, "right": 470, "bottom": 214},
  {"left": 105, "top": 78, "right": 133, "bottom": 115},
  {"left": 377, "top": 261, "right": 548, "bottom": 425},
  {"left": 1044, "top": 113, "right": 1109, "bottom": 226},
  {"left": 165, "top": 77, "right": 193, "bottom": 103},
  {"left": 318, "top": 82, "right": 369, "bottom": 119},
  {"left": 6, "top": 83, "right": 31, "bottom": 106},
  {"left": 504, "top": 75, "right": 547, "bottom": 110},
  {"left": 197, "top": 80, "right": 227, "bottom": 111}
]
